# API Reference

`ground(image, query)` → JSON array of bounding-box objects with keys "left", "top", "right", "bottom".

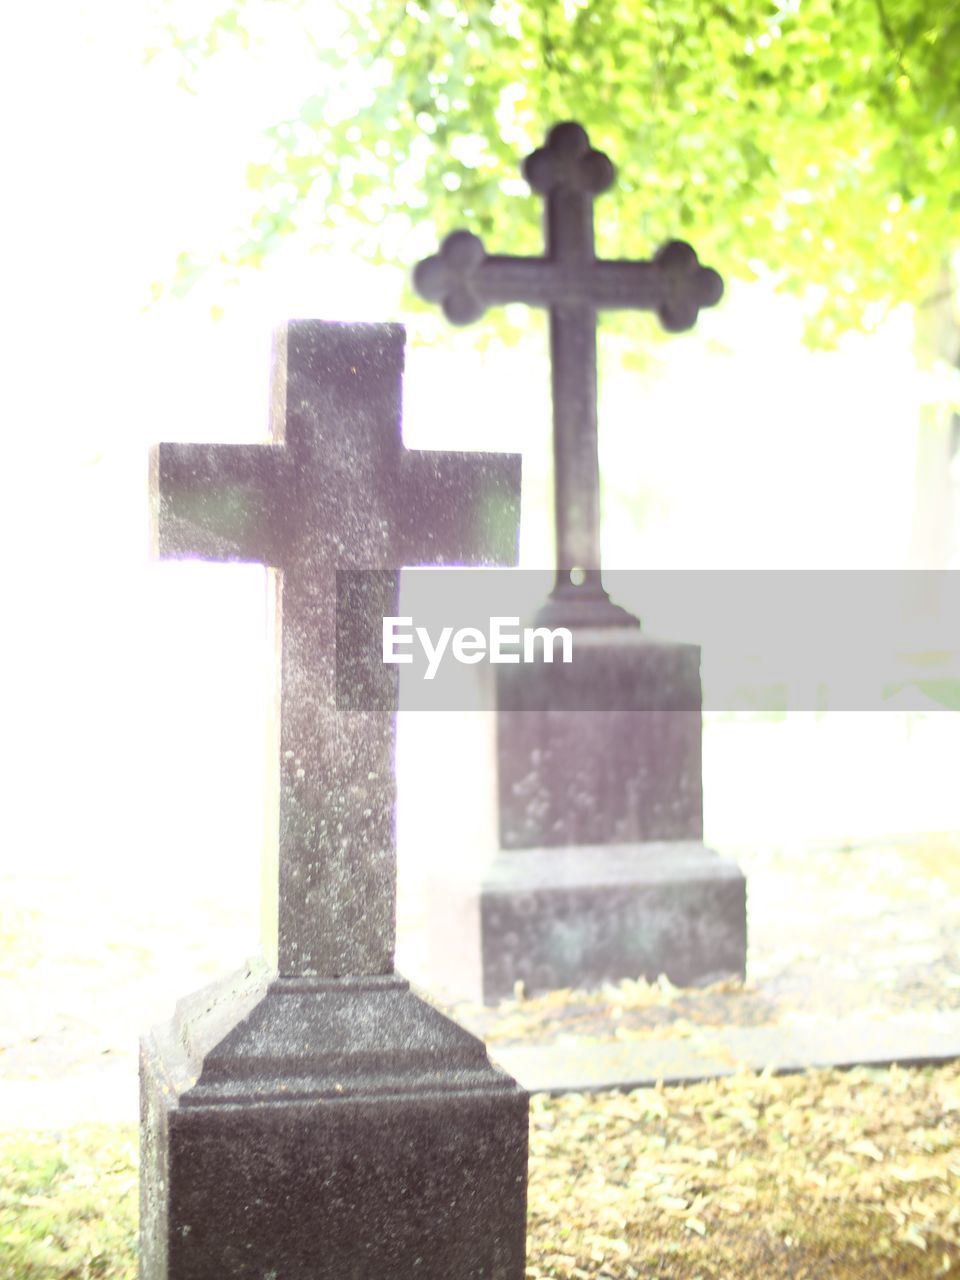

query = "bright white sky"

[{"left": 0, "top": 1, "right": 956, "bottom": 898}]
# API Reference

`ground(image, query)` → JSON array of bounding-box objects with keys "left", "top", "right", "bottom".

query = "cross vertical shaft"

[
  {"left": 550, "top": 302, "right": 598, "bottom": 584},
  {"left": 546, "top": 166, "right": 602, "bottom": 591}
]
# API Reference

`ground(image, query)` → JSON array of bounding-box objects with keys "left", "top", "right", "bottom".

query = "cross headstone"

[
  {"left": 141, "top": 320, "right": 529, "bottom": 1279},
  {"left": 410, "top": 125, "right": 745, "bottom": 1008},
  {"left": 415, "top": 120, "right": 723, "bottom": 625},
  {"left": 152, "top": 320, "right": 520, "bottom": 976}
]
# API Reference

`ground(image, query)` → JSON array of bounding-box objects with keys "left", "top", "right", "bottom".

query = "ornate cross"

[
  {"left": 415, "top": 121, "right": 723, "bottom": 626},
  {"left": 152, "top": 321, "right": 520, "bottom": 977}
]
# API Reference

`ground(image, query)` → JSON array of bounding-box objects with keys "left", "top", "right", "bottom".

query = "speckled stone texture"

[
  {"left": 422, "top": 630, "right": 746, "bottom": 1003},
  {"left": 428, "top": 843, "right": 746, "bottom": 1003},
  {"left": 151, "top": 320, "right": 521, "bottom": 978},
  {"left": 496, "top": 635, "right": 705, "bottom": 848},
  {"left": 141, "top": 966, "right": 528, "bottom": 1279},
  {"left": 143, "top": 321, "right": 528, "bottom": 1278}
]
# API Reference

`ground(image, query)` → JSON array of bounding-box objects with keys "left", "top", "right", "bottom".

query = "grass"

[
  {"left": 0, "top": 1062, "right": 957, "bottom": 1279},
  {"left": 0, "top": 1128, "right": 137, "bottom": 1280}
]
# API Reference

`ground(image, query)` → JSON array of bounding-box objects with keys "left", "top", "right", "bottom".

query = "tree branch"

[{"left": 873, "top": 0, "right": 914, "bottom": 84}]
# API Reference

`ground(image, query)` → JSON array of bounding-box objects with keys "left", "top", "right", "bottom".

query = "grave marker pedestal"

[
  {"left": 140, "top": 322, "right": 528, "bottom": 1279},
  {"left": 141, "top": 967, "right": 527, "bottom": 1279},
  {"left": 421, "top": 634, "right": 746, "bottom": 1002}
]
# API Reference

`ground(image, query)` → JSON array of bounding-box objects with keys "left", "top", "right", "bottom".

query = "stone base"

[
  {"left": 495, "top": 633, "right": 705, "bottom": 849},
  {"left": 140, "top": 963, "right": 528, "bottom": 1279},
  {"left": 423, "top": 842, "right": 747, "bottom": 1004}
]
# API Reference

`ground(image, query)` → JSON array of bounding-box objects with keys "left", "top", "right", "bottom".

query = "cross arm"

[
  {"left": 150, "top": 442, "right": 291, "bottom": 566},
  {"left": 397, "top": 449, "right": 522, "bottom": 567},
  {"left": 414, "top": 233, "right": 722, "bottom": 332}
]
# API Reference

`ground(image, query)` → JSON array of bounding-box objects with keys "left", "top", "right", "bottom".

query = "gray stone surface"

[
  {"left": 491, "top": 1010, "right": 960, "bottom": 1095},
  {"left": 152, "top": 320, "right": 520, "bottom": 978},
  {"left": 496, "top": 632, "right": 704, "bottom": 848},
  {"left": 416, "top": 628, "right": 747, "bottom": 1004},
  {"left": 142, "top": 321, "right": 528, "bottom": 1279},
  {"left": 427, "top": 842, "right": 746, "bottom": 1003},
  {"left": 141, "top": 965, "right": 527, "bottom": 1279}
]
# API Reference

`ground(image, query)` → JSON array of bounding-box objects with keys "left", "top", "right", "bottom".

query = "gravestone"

[
  {"left": 412, "top": 123, "right": 747, "bottom": 1002},
  {"left": 140, "top": 321, "right": 528, "bottom": 1278}
]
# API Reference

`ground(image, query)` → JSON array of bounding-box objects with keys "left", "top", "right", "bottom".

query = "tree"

[
  {"left": 156, "top": 0, "right": 959, "bottom": 559},
  {"left": 160, "top": 0, "right": 958, "bottom": 332}
]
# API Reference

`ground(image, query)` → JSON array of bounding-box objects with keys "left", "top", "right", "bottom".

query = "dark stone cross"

[
  {"left": 415, "top": 120, "right": 723, "bottom": 626},
  {"left": 142, "top": 321, "right": 529, "bottom": 1278},
  {"left": 151, "top": 321, "right": 520, "bottom": 977}
]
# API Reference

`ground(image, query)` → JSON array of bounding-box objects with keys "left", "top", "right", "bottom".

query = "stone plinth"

[
  {"left": 427, "top": 843, "right": 745, "bottom": 1003},
  {"left": 415, "top": 629, "right": 747, "bottom": 1003},
  {"left": 141, "top": 964, "right": 528, "bottom": 1280}
]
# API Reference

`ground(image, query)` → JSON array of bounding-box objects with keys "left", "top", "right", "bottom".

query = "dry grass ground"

[
  {"left": 1, "top": 1061, "right": 957, "bottom": 1279},
  {"left": 525, "top": 1062, "right": 960, "bottom": 1278}
]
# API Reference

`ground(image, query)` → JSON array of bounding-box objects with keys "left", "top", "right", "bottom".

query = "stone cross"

[
  {"left": 151, "top": 321, "right": 520, "bottom": 978},
  {"left": 414, "top": 121, "right": 723, "bottom": 625}
]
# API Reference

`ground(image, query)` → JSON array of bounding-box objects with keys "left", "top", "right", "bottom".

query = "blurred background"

[{"left": 1, "top": 0, "right": 958, "bottom": 1126}]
